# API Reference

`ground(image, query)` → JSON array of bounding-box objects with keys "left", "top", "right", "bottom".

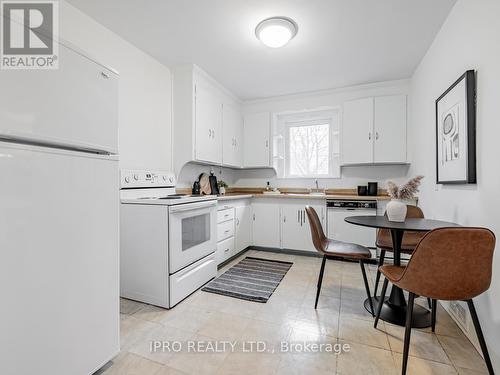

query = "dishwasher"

[{"left": 327, "top": 200, "right": 377, "bottom": 257}]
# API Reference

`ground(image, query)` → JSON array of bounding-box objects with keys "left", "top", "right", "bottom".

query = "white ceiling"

[{"left": 66, "top": 0, "right": 456, "bottom": 100}]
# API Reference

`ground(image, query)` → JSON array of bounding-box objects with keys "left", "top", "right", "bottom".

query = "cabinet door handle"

[
  {"left": 209, "top": 129, "right": 212, "bottom": 138},
  {"left": 283, "top": 216, "right": 286, "bottom": 223},
  {"left": 253, "top": 214, "right": 255, "bottom": 221},
  {"left": 236, "top": 218, "right": 240, "bottom": 226},
  {"left": 297, "top": 210, "right": 300, "bottom": 223},
  {"left": 368, "top": 132, "right": 372, "bottom": 140},
  {"left": 375, "top": 132, "right": 379, "bottom": 140},
  {"left": 224, "top": 248, "right": 230, "bottom": 253},
  {"left": 212, "top": 129, "right": 215, "bottom": 139},
  {"left": 265, "top": 140, "right": 269, "bottom": 148},
  {"left": 100, "top": 71, "right": 109, "bottom": 79}
]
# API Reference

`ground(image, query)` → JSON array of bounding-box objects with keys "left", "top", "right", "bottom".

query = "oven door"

[{"left": 168, "top": 200, "right": 217, "bottom": 273}]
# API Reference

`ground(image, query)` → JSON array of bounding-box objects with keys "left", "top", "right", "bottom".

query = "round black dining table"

[{"left": 345, "top": 215, "right": 460, "bottom": 328}]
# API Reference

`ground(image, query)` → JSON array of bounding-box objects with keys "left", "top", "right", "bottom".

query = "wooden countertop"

[
  {"left": 177, "top": 187, "right": 392, "bottom": 201},
  {"left": 218, "top": 192, "right": 390, "bottom": 201}
]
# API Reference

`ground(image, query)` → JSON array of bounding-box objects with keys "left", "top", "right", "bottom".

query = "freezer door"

[
  {"left": 0, "top": 143, "right": 120, "bottom": 375},
  {"left": 0, "top": 42, "right": 118, "bottom": 153}
]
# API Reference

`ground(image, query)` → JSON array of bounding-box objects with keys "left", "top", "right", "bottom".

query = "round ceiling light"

[{"left": 255, "top": 17, "right": 298, "bottom": 48}]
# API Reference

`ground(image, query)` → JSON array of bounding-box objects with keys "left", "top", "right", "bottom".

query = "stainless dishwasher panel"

[{"left": 326, "top": 200, "right": 377, "bottom": 252}]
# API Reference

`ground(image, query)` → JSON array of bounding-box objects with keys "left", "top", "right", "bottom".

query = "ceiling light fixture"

[{"left": 255, "top": 17, "right": 298, "bottom": 48}]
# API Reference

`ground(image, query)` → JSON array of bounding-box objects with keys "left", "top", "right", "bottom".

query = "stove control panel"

[{"left": 121, "top": 170, "right": 176, "bottom": 189}]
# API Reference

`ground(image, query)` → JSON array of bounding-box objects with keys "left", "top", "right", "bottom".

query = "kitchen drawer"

[
  {"left": 169, "top": 253, "right": 216, "bottom": 307},
  {"left": 217, "top": 237, "right": 235, "bottom": 265},
  {"left": 217, "top": 219, "right": 234, "bottom": 241},
  {"left": 217, "top": 208, "right": 234, "bottom": 223}
]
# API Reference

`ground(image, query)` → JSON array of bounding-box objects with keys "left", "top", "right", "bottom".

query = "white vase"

[
  {"left": 219, "top": 186, "right": 226, "bottom": 195},
  {"left": 386, "top": 199, "right": 407, "bottom": 222}
]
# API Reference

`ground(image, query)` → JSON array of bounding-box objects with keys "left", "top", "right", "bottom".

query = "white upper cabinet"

[
  {"left": 172, "top": 65, "right": 242, "bottom": 173},
  {"left": 195, "top": 82, "right": 222, "bottom": 164},
  {"left": 373, "top": 95, "right": 407, "bottom": 163},
  {"left": 341, "top": 95, "right": 407, "bottom": 165},
  {"left": 342, "top": 97, "right": 374, "bottom": 165},
  {"left": 222, "top": 102, "right": 243, "bottom": 167},
  {"left": 243, "top": 112, "right": 271, "bottom": 168}
]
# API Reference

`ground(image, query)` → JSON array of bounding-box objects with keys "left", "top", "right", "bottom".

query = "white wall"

[
  {"left": 177, "top": 162, "right": 239, "bottom": 189},
  {"left": 60, "top": 1, "right": 172, "bottom": 171},
  {"left": 409, "top": 0, "right": 500, "bottom": 370},
  {"left": 237, "top": 80, "right": 411, "bottom": 189}
]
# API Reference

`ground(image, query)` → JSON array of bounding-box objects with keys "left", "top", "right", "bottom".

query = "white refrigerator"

[{"left": 0, "top": 42, "right": 120, "bottom": 375}]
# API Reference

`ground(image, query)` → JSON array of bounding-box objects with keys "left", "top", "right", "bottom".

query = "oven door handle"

[{"left": 169, "top": 200, "right": 217, "bottom": 213}]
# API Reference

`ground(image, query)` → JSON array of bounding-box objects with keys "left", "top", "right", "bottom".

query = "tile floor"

[{"left": 98, "top": 250, "right": 488, "bottom": 375}]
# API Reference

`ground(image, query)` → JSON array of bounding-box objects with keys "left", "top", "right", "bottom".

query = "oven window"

[{"left": 181, "top": 213, "right": 210, "bottom": 251}]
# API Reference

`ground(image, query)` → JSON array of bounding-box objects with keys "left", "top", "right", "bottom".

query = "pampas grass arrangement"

[{"left": 386, "top": 176, "right": 424, "bottom": 200}]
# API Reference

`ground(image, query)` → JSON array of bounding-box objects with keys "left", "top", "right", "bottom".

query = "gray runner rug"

[{"left": 201, "top": 257, "right": 293, "bottom": 303}]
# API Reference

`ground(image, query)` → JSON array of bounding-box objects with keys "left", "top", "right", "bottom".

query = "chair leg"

[
  {"left": 374, "top": 278, "right": 388, "bottom": 328},
  {"left": 402, "top": 292, "right": 416, "bottom": 375},
  {"left": 427, "top": 297, "right": 432, "bottom": 309},
  {"left": 359, "top": 260, "right": 374, "bottom": 317},
  {"left": 467, "top": 299, "right": 495, "bottom": 375},
  {"left": 314, "top": 255, "right": 327, "bottom": 309},
  {"left": 373, "top": 249, "right": 386, "bottom": 297},
  {"left": 431, "top": 299, "right": 437, "bottom": 333}
]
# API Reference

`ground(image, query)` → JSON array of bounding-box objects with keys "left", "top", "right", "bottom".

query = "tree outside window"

[{"left": 288, "top": 123, "right": 330, "bottom": 176}]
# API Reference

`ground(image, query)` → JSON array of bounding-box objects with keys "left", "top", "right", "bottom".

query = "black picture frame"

[{"left": 435, "top": 70, "right": 476, "bottom": 184}]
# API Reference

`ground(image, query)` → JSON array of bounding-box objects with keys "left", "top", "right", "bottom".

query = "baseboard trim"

[
  {"left": 217, "top": 247, "right": 251, "bottom": 269},
  {"left": 247, "top": 246, "right": 378, "bottom": 264}
]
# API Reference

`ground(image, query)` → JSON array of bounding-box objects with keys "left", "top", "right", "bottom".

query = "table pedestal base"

[{"left": 364, "top": 296, "right": 431, "bottom": 328}]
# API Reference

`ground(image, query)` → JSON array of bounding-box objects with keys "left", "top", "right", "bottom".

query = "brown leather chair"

[
  {"left": 374, "top": 227, "right": 496, "bottom": 375},
  {"left": 305, "top": 206, "right": 374, "bottom": 314},
  {"left": 373, "top": 205, "right": 426, "bottom": 298}
]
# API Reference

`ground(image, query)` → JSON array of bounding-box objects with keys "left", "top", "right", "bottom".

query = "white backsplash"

[
  {"left": 176, "top": 162, "right": 410, "bottom": 191},
  {"left": 176, "top": 162, "right": 239, "bottom": 188}
]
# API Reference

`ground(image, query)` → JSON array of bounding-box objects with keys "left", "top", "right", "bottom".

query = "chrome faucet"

[{"left": 315, "top": 179, "right": 319, "bottom": 191}]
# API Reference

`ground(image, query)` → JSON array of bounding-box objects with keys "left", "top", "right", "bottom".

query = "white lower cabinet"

[
  {"left": 235, "top": 205, "right": 252, "bottom": 253},
  {"left": 281, "top": 203, "right": 325, "bottom": 252},
  {"left": 217, "top": 199, "right": 252, "bottom": 265},
  {"left": 216, "top": 237, "right": 235, "bottom": 265},
  {"left": 252, "top": 199, "right": 325, "bottom": 252},
  {"left": 252, "top": 201, "right": 281, "bottom": 248},
  {"left": 217, "top": 220, "right": 234, "bottom": 242}
]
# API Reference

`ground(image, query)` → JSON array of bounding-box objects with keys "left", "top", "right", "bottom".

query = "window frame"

[{"left": 275, "top": 108, "right": 341, "bottom": 179}]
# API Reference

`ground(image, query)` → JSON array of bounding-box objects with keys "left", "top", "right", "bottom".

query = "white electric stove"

[{"left": 120, "top": 170, "right": 217, "bottom": 308}]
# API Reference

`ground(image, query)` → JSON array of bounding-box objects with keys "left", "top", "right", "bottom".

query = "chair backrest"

[
  {"left": 398, "top": 227, "right": 496, "bottom": 300},
  {"left": 305, "top": 206, "right": 328, "bottom": 255},
  {"left": 376, "top": 205, "right": 424, "bottom": 242},
  {"left": 405, "top": 205, "right": 425, "bottom": 219}
]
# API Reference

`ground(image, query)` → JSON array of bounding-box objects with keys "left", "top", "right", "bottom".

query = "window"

[{"left": 273, "top": 109, "right": 340, "bottom": 178}]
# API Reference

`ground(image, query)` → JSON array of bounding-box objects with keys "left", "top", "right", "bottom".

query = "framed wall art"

[{"left": 435, "top": 70, "right": 476, "bottom": 184}]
